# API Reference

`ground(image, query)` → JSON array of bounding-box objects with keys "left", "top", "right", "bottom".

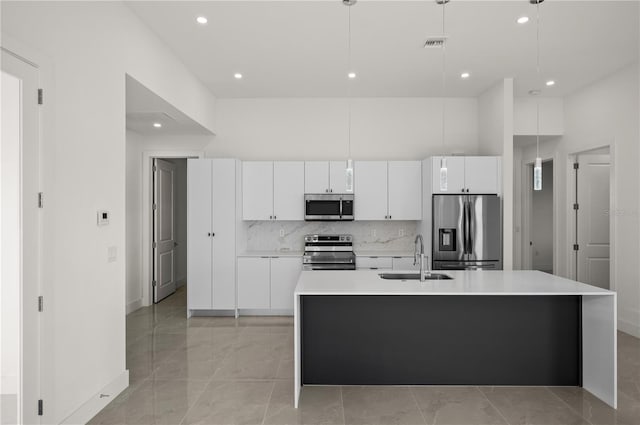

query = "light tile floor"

[{"left": 88, "top": 286, "right": 640, "bottom": 425}]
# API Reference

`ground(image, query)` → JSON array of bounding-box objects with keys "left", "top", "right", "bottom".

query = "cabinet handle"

[
  {"left": 274, "top": 215, "right": 277, "bottom": 220},
  {"left": 467, "top": 189, "right": 470, "bottom": 193},
  {"left": 269, "top": 215, "right": 273, "bottom": 220},
  {"left": 211, "top": 232, "right": 215, "bottom": 237},
  {"left": 461, "top": 188, "right": 465, "bottom": 192},
  {"left": 389, "top": 215, "right": 392, "bottom": 219},
  {"left": 325, "top": 189, "right": 328, "bottom": 193},
  {"left": 207, "top": 232, "right": 211, "bottom": 237}
]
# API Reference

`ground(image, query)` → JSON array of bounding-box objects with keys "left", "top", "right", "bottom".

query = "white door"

[
  {"left": 465, "top": 157, "right": 499, "bottom": 194},
  {"left": 242, "top": 162, "right": 273, "bottom": 220},
  {"left": 273, "top": 161, "right": 304, "bottom": 220},
  {"left": 237, "top": 257, "right": 271, "bottom": 309},
  {"left": 211, "top": 159, "right": 236, "bottom": 309},
  {"left": 304, "top": 161, "right": 329, "bottom": 193},
  {"left": 329, "top": 161, "right": 348, "bottom": 193},
  {"left": 1, "top": 50, "right": 41, "bottom": 425},
  {"left": 576, "top": 155, "right": 610, "bottom": 289},
  {"left": 354, "top": 161, "right": 388, "bottom": 220},
  {"left": 153, "top": 159, "right": 177, "bottom": 302},
  {"left": 270, "top": 257, "right": 302, "bottom": 310},
  {"left": 187, "top": 159, "right": 212, "bottom": 310},
  {"left": 432, "top": 156, "right": 465, "bottom": 194},
  {"left": 388, "top": 161, "right": 422, "bottom": 220}
]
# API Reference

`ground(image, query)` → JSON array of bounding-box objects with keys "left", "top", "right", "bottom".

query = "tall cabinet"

[{"left": 187, "top": 159, "right": 237, "bottom": 313}]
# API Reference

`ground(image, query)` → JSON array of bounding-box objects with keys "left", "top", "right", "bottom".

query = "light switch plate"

[
  {"left": 108, "top": 246, "right": 117, "bottom": 263},
  {"left": 97, "top": 210, "right": 109, "bottom": 226}
]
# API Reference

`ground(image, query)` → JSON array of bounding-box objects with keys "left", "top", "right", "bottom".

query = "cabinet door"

[
  {"left": 392, "top": 257, "right": 420, "bottom": 271},
  {"left": 304, "top": 161, "right": 329, "bottom": 193},
  {"left": 329, "top": 160, "right": 349, "bottom": 193},
  {"left": 356, "top": 256, "right": 393, "bottom": 270},
  {"left": 388, "top": 161, "right": 422, "bottom": 220},
  {"left": 432, "top": 156, "right": 466, "bottom": 194},
  {"left": 187, "top": 159, "right": 212, "bottom": 310},
  {"left": 273, "top": 161, "right": 305, "bottom": 220},
  {"left": 237, "top": 257, "right": 270, "bottom": 309},
  {"left": 465, "top": 157, "right": 499, "bottom": 194},
  {"left": 354, "top": 161, "right": 388, "bottom": 220},
  {"left": 270, "top": 257, "right": 302, "bottom": 310},
  {"left": 211, "top": 159, "right": 236, "bottom": 310},
  {"left": 242, "top": 161, "right": 273, "bottom": 220}
]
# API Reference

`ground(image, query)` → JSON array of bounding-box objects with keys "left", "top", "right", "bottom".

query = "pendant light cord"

[
  {"left": 441, "top": 0, "right": 446, "bottom": 153},
  {"left": 347, "top": 3, "right": 352, "bottom": 159},
  {"left": 535, "top": 0, "right": 540, "bottom": 159}
]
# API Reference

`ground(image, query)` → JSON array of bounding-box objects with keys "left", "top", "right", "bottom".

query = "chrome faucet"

[{"left": 413, "top": 234, "right": 428, "bottom": 282}]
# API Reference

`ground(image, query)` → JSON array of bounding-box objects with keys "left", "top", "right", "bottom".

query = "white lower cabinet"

[
  {"left": 237, "top": 256, "right": 302, "bottom": 311},
  {"left": 392, "top": 256, "right": 420, "bottom": 271}
]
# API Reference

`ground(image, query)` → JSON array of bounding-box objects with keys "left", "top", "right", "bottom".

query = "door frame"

[
  {"left": 520, "top": 154, "right": 558, "bottom": 274},
  {"left": 141, "top": 151, "right": 203, "bottom": 307},
  {"left": 565, "top": 143, "right": 616, "bottom": 291}
]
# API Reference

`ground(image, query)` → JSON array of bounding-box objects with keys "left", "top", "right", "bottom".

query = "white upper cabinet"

[
  {"left": 354, "top": 161, "right": 388, "bottom": 220},
  {"left": 431, "top": 156, "right": 500, "bottom": 194},
  {"left": 329, "top": 161, "right": 349, "bottom": 193},
  {"left": 273, "top": 162, "right": 304, "bottom": 220},
  {"left": 243, "top": 161, "right": 304, "bottom": 220},
  {"left": 388, "top": 161, "right": 422, "bottom": 220},
  {"left": 304, "top": 160, "right": 350, "bottom": 194},
  {"left": 242, "top": 161, "right": 273, "bottom": 220},
  {"left": 355, "top": 161, "right": 422, "bottom": 221}
]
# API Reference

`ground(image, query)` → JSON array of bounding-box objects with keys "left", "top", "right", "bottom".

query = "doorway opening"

[{"left": 570, "top": 147, "right": 612, "bottom": 289}]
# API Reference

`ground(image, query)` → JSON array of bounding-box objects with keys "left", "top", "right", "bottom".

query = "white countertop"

[
  {"left": 294, "top": 270, "right": 615, "bottom": 296},
  {"left": 355, "top": 251, "right": 414, "bottom": 257},
  {"left": 238, "top": 250, "right": 304, "bottom": 257}
]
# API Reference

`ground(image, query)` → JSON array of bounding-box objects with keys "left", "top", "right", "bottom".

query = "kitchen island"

[{"left": 293, "top": 270, "right": 616, "bottom": 408}]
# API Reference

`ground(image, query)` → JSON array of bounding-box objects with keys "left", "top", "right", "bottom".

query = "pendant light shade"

[
  {"left": 438, "top": 0, "right": 449, "bottom": 191},
  {"left": 534, "top": 157, "right": 542, "bottom": 191},
  {"left": 532, "top": 0, "right": 544, "bottom": 191},
  {"left": 439, "top": 157, "right": 448, "bottom": 191},
  {"left": 344, "top": 0, "right": 355, "bottom": 192},
  {"left": 345, "top": 159, "right": 354, "bottom": 193}
]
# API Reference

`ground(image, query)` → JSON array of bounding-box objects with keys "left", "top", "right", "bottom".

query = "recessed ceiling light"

[
  {"left": 517, "top": 16, "right": 529, "bottom": 24},
  {"left": 153, "top": 122, "right": 162, "bottom": 128},
  {"left": 196, "top": 16, "right": 208, "bottom": 25},
  {"left": 348, "top": 72, "right": 356, "bottom": 79},
  {"left": 234, "top": 73, "right": 243, "bottom": 79},
  {"left": 460, "top": 72, "right": 470, "bottom": 79},
  {"left": 546, "top": 80, "right": 555, "bottom": 86}
]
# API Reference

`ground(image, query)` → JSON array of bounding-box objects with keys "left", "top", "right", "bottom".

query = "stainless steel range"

[{"left": 302, "top": 234, "right": 356, "bottom": 271}]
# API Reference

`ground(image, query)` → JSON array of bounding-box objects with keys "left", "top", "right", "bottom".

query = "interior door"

[
  {"left": 2, "top": 49, "right": 41, "bottom": 425},
  {"left": 153, "top": 158, "right": 177, "bottom": 302},
  {"left": 576, "top": 155, "right": 610, "bottom": 289}
]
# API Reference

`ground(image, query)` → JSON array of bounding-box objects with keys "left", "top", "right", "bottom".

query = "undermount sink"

[{"left": 378, "top": 272, "right": 453, "bottom": 281}]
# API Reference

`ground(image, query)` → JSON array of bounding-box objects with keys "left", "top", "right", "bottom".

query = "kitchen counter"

[
  {"left": 293, "top": 270, "right": 617, "bottom": 410},
  {"left": 354, "top": 251, "right": 415, "bottom": 257}
]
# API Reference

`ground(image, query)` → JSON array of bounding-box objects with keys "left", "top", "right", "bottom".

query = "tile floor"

[{"left": 86, "top": 286, "right": 640, "bottom": 425}]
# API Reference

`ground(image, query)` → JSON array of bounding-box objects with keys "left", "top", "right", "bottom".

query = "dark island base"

[{"left": 302, "top": 295, "right": 581, "bottom": 386}]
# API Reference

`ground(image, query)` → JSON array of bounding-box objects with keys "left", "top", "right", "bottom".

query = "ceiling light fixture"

[
  {"left": 196, "top": 16, "right": 208, "bottom": 25},
  {"left": 234, "top": 73, "right": 243, "bottom": 79},
  {"left": 437, "top": 0, "right": 450, "bottom": 192},
  {"left": 460, "top": 72, "right": 470, "bottom": 79},
  {"left": 532, "top": 0, "right": 545, "bottom": 191},
  {"left": 546, "top": 80, "right": 555, "bottom": 86},
  {"left": 517, "top": 16, "right": 530, "bottom": 24},
  {"left": 153, "top": 122, "right": 162, "bottom": 128},
  {"left": 343, "top": 0, "right": 356, "bottom": 193}
]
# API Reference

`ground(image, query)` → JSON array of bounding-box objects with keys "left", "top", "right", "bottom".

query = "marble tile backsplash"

[{"left": 242, "top": 221, "right": 419, "bottom": 252}]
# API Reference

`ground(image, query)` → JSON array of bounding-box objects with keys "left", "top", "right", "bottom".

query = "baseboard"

[
  {"left": 1, "top": 375, "right": 17, "bottom": 394},
  {"left": 126, "top": 298, "right": 143, "bottom": 315},
  {"left": 618, "top": 318, "right": 640, "bottom": 338},
  {"left": 238, "top": 309, "right": 293, "bottom": 316},
  {"left": 189, "top": 309, "right": 236, "bottom": 317},
  {"left": 176, "top": 277, "right": 187, "bottom": 288},
  {"left": 59, "top": 370, "right": 129, "bottom": 425}
]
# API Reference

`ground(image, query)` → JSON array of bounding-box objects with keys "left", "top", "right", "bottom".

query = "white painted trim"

[
  {"left": 1, "top": 376, "right": 18, "bottom": 395},
  {"left": 141, "top": 150, "right": 204, "bottom": 307},
  {"left": 59, "top": 370, "right": 129, "bottom": 425},
  {"left": 618, "top": 319, "right": 640, "bottom": 339},
  {"left": 176, "top": 277, "right": 187, "bottom": 288},
  {"left": 126, "top": 299, "right": 143, "bottom": 315}
]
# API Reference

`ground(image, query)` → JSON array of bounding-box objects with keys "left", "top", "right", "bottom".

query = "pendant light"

[
  {"left": 344, "top": 0, "right": 356, "bottom": 193},
  {"left": 437, "top": 0, "right": 450, "bottom": 191},
  {"left": 532, "top": 0, "right": 544, "bottom": 191}
]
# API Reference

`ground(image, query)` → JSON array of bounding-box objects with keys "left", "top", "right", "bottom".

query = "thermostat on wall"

[{"left": 97, "top": 210, "right": 109, "bottom": 226}]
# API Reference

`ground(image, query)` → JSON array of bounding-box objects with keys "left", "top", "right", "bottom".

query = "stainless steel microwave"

[{"left": 304, "top": 194, "right": 354, "bottom": 221}]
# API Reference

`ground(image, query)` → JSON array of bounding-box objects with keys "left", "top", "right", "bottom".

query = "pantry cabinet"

[
  {"left": 187, "top": 159, "right": 237, "bottom": 312},
  {"left": 242, "top": 161, "right": 304, "bottom": 220},
  {"left": 431, "top": 156, "right": 500, "bottom": 194}
]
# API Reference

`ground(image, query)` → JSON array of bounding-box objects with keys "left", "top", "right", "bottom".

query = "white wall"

[
  {"left": 1, "top": 2, "right": 217, "bottom": 422},
  {"left": 478, "top": 79, "right": 514, "bottom": 270},
  {"left": 1, "top": 71, "right": 20, "bottom": 395},
  {"left": 125, "top": 131, "right": 211, "bottom": 312},
  {"left": 514, "top": 98, "right": 564, "bottom": 136},
  {"left": 531, "top": 161, "right": 554, "bottom": 272},
  {"left": 212, "top": 98, "right": 479, "bottom": 159}
]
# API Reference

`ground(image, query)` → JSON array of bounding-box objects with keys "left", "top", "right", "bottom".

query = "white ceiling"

[
  {"left": 126, "top": 75, "right": 213, "bottom": 135},
  {"left": 127, "top": 1, "right": 639, "bottom": 98}
]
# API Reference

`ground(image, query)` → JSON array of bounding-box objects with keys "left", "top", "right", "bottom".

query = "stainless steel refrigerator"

[{"left": 432, "top": 194, "right": 502, "bottom": 270}]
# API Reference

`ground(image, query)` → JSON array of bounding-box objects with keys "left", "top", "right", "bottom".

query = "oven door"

[{"left": 305, "top": 199, "right": 341, "bottom": 220}]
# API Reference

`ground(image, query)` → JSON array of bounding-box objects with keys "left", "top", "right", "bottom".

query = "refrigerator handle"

[
  {"left": 465, "top": 200, "right": 472, "bottom": 255},
  {"left": 462, "top": 200, "right": 468, "bottom": 254}
]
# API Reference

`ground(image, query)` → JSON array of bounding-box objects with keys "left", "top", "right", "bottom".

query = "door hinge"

[
  {"left": 152, "top": 204, "right": 157, "bottom": 210},
  {"left": 573, "top": 163, "right": 579, "bottom": 170},
  {"left": 153, "top": 165, "right": 157, "bottom": 172},
  {"left": 152, "top": 280, "right": 157, "bottom": 287},
  {"left": 38, "top": 296, "right": 43, "bottom": 312},
  {"left": 573, "top": 203, "right": 579, "bottom": 210},
  {"left": 573, "top": 244, "right": 580, "bottom": 251},
  {"left": 37, "top": 88, "right": 43, "bottom": 105},
  {"left": 38, "top": 192, "right": 44, "bottom": 208},
  {"left": 152, "top": 242, "right": 157, "bottom": 249},
  {"left": 38, "top": 399, "right": 43, "bottom": 416}
]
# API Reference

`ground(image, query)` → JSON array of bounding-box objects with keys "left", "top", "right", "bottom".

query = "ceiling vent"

[{"left": 424, "top": 36, "right": 448, "bottom": 49}]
